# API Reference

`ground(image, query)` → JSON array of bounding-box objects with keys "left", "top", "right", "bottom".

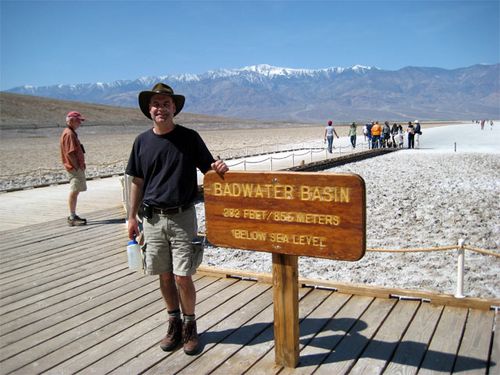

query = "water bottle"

[{"left": 127, "top": 238, "right": 142, "bottom": 270}]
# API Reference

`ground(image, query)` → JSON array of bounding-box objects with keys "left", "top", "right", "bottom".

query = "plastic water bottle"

[{"left": 127, "top": 238, "right": 142, "bottom": 270}]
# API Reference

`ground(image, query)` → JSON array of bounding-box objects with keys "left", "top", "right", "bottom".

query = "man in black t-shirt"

[{"left": 126, "top": 83, "right": 228, "bottom": 356}]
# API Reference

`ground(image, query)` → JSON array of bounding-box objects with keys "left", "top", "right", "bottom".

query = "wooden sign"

[{"left": 204, "top": 171, "right": 366, "bottom": 261}]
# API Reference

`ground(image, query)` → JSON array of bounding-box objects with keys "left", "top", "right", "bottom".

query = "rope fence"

[
  {"left": 223, "top": 144, "right": 373, "bottom": 171},
  {"left": 368, "top": 245, "right": 499, "bottom": 258},
  {"left": 201, "top": 234, "right": 498, "bottom": 299},
  {"left": 366, "top": 243, "right": 499, "bottom": 299},
  {"left": 0, "top": 140, "right": 373, "bottom": 192},
  {"left": 0, "top": 134, "right": 405, "bottom": 192},
  {"left": 210, "top": 139, "right": 371, "bottom": 160},
  {"left": 0, "top": 160, "right": 126, "bottom": 179},
  {"left": 367, "top": 245, "right": 457, "bottom": 253},
  {"left": 366, "top": 243, "right": 499, "bottom": 298}
]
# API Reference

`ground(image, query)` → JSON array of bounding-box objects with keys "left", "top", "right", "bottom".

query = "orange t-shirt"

[
  {"left": 371, "top": 124, "right": 382, "bottom": 136},
  {"left": 60, "top": 127, "right": 85, "bottom": 171}
]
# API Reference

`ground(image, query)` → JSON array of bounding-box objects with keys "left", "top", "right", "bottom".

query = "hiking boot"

[
  {"left": 182, "top": 320, "right": 199, "bottom": 355},
  {"left": 67, "top": 215, "right": 87, "bottom": 226},
  {"left": 160, "top": 317, "right": 182, "bottom": 352}
]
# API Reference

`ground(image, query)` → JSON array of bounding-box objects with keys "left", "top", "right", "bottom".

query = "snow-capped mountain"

[{"left": 6, "top": 64, "right": 499, "bottom": 121}]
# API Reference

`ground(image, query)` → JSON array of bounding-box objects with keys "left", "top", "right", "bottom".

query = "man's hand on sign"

[{"left": 211, "top": 156, "right": 229, "bottom": 176}]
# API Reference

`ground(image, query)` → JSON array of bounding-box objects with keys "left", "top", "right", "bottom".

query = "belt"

[{"left": 152, "top": 204, "right": 192, "bottom": 215}]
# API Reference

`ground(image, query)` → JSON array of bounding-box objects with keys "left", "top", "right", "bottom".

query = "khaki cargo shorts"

[
  {"left": 142, "top": 206, "right": 203, "bottom": 276},
  {"left": 67, "top": 169, "right": 87, "bottom": 192}
]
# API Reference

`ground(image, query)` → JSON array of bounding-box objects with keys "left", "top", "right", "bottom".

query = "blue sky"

[{"left": 1, "top": 0, "right": 499, "bottom": 90}]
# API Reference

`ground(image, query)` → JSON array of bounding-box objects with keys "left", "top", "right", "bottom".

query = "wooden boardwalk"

[{"left": 0, "top": 206, "right": 498, "bottom": 374}]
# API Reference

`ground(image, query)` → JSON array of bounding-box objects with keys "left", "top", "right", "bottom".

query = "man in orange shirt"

[
  {"left": 60, "top": 111, "right": 87, "bottom": 226},
  {"left": 371, "top": 121, "right": 382, "bottom": 149}
]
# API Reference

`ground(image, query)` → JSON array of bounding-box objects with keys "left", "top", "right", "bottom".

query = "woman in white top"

[{"left": 324, "top": 120, "right": 339, "bottom": 153}]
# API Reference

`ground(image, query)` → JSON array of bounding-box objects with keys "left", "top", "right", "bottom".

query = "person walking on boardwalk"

[
  {"left": 371, "top": 121, "right": 382, "bottom": 149},
  {"left": 414, "top": 120, "right": 422, "bottom": 148},
  {"left": 366, "top": 122, "right": 373, "bottom": 149},
  {"left": 324, "top": 120, "right": 339, "bottom": 153},
  {"left": 126, "top": 83, "right": 228, "bottom": 355},
  {"left": 391, "top": 123, "right": 399, "bottom": 148},
  {"left": 60, "top": 111, "right": 87, "bottom": 226},
  {"left": 382, "top": 121, "right": 391, "bottom": 148},
  {"left": 407, "top": 121, "right": 415, "bottom": 149},
  {"left": 349, "top": 122, "right": 357, "bottom": 148}
]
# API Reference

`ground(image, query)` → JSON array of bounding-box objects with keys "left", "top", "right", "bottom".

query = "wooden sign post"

[
  {"left": 204, "top": 171, "right": 366, "bottom": 367},
  {"left": 272, "top": 252, "right": 299, "bottom": 367}
]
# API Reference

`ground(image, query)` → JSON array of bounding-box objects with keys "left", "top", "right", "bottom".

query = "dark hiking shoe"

[
  {"left": 160, "top": 317, "right": 182, "bottom": 352},
  {"left": 183, "top": 320, "right": 199, "bottom": 355},
  {"left": 67, "top": 215, "right": 87, "bottom": 226}
]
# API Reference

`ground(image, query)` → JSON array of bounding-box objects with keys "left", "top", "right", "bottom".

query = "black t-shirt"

[{"left": 126, "top": 125, "right": 214, "bottom": 207}]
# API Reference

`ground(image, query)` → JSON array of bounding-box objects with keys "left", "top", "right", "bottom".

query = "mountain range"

[{"left": 6, "top": 63, "right": 499, "bottom": 122}]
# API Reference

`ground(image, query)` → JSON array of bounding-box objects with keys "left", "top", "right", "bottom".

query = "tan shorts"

[
  {"left": 67, "top": 169, "right": 87, "bottom": 192},
  {"left": 142, "top": 206, "right": 203, "bottom": 276}
]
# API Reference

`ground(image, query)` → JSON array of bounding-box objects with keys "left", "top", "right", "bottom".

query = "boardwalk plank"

[
  {"left": 182, "top": 288, "right": 341, "bottom": 375},
  {"left": 8, "top": 276, "right": 218, "bottom": 375},
  {"left": 278, "top": 291, "right": 352, "bottom": 375},
  {"left": 453, "top": 308, "right": 495, "bottom": 374},
  {"left": 0, "top": 264, "right": 129, "bottom": 324},
  {"left": 41, "top": 276, "right": 219, "bottom": 374},
  {"left": 179, "top": 298, "right": 277, "bottom": 375},
  {"left": 0, "top": 233, "right": 125, "bottom": 294},
  {"left": 384, "top": 303, "right": 444, "bottom": 374},
  {"left": 13, "top": 292, "right": 164, "bottom": 375},
  {"left": 490, "top": 309, "right": 500, "bottom": 375},
  {"left": 0, "top": 237, "right": 124, "bottom": 287},
  {"left": 418, "top": 306, "right": 468, "bottom": 374},
  {"left": 0, "top": 208, "right": 123, "bottom": 253},
  {"left": 209, "top": 286, "right": 315, "bottom": 375},
  {"left": 1, "top": 284, "right": 162, "bottom": 373},
  {"left": 109, "top": 279, "right": 263, "bottom": 374},
  {"left": 0, "top": 272, "right": 155, "bottom": 345},
  {"left": 0, "top": 228, "right": 124, "bottom": 278},
  {"left": 4, "top": 273, "right": 216, "bottom": 345},
  {"left": 346, "top": 300, "right": 420, "bottom": 375},
  {"left": 313, "top": 297, "right": 397, "bottom": 375},
  {"left": 247, "top": 295, "right": 373, "bottom": 375},
  {"left": 0, "top": 206, "right": 113, "bottom": 236},
  {"left": 0, "top": 252, "right": 126, "bottom": 313},
  {"left": 0, "top": 220, "right": 124, "bottom": 268},
  {"left": 148, "top": 282, "right": 273, "bottom": 374},
  {"left": 74, "top": 277, "right": 238, "bottom": 374}
]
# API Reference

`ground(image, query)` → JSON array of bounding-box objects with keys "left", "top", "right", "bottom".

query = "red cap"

[
  {"left": 66, "top": 111, "right": 85, "bottom": 121},
  {"left": 328, "top": 120, "right": 332, "bottom": 125}
]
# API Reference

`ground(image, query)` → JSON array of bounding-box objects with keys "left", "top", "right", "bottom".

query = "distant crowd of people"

[
  {"left": 324, "top": 119, "right": 423, "bottom": 151},
  {"left": 362, "top": 120, "right": 422, "bottom": 149},
  {"left": 474, "top": 119, "right": 494, "bottom": 130}
]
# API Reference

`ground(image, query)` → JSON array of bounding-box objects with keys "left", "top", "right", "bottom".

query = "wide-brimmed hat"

[{"left": 138, "top": 83, "right": 185, "bottom": 119}]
